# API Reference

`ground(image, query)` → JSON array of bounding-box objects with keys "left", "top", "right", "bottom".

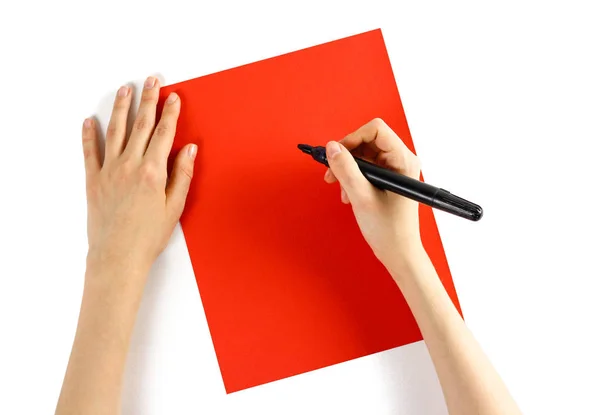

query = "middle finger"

[{"left": 125, "top": 76, "right": 160, "bottom": 158}]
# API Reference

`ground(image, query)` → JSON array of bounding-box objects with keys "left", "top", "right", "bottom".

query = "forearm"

[
  {"left": 388, "top": 247, "right": 521, "bottom": 415},
  {"left": 56, "top": 259, "right": 148, "bottom": 415}
]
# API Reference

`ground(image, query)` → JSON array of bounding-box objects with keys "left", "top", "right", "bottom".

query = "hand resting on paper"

[
  {"left": 83, "top": 79, "right": 197, "bottom": 273},
  {"left": 57, "top": 82, "right": 520, "bottom": 415},
  {"left": 56, "top": 77, "right": 197, "bottom": 415},
  {"left": 324, "top": 118, "right": 521, "bottom": 415}
]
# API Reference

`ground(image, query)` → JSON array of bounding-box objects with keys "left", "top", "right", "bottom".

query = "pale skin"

[{"left": 56, "top": 77, "right": 521, "bottom": 415}]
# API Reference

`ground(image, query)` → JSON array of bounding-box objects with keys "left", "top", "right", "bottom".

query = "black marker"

[{"left": 297, "top": 144, "right": 483, "bottom": 222}]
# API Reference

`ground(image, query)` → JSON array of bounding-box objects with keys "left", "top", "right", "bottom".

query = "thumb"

[
  {"left": 166, "top": 144, "right": 197, "bottom": 222},
  {"left": 326, "top": 141, "right": 372, "bottom": 203}
]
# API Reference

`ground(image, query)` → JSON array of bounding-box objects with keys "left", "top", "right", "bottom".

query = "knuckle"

[
  {"left": 134, "top": 115, "right": 150, "bottom": 132},
  {"left": 112, "top": 168, "right": 129, "bottom": 184},
  {"left": 371, "top": 117, "right": 386, "bottom": 128},
  {"left": 154, "top": 122, "right": 171, "bottom": 137},
  {"left": 85, "top": 184, "right": 101, "bottom": 203},
  {"left": 141, "top": 91, "right": 158, "bottom": 103},
  {"left": 393, "top": 153, "right": 420, "bottom": 179},
  {"left": 82, "top": 145, "right": 95, "bottom": 160},
  {"left": 409, "top": 156, "right": 422, "bottom": 177},
  {"left": 180, "top": 163, "right": 194, "bottom": 180},
  {"left": 82, "top": 132, "right": 95, "bottom": 143},
  {"left": 118, "top": 159, "right": 136, "bottom": 177},
  {"left": 105, "top": 124, "right": 118, "bottom": 138},
  {"left": 140, "top": 161, "right": 162, "bottom": 184},
  {"left": 85, "top": 178, "right": 99, "bottom": 193},
  {"left": 113, "top": 99, "right": 129, "bottom": 109},
  {"left": 140, "top": 161, "right": 157, "bottom": 177}
]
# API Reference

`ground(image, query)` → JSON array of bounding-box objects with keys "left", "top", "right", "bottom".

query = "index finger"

[
  {"left": 324, "top": 118, "right": 412, "bottom": 184},
  {"left": 340, "top": 118, "right": 409, "bottom": 154},
  {"left": 339, "top": 118, "right": 420, "bottom": 177},
  {"left": 144, "top": 92, "right": 180, "bottom": 164}
]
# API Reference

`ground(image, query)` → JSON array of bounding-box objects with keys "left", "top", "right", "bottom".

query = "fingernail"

[
  {"left": 166, "top": 92, "right": 178, "bottom": 104},
  {"left": 117, "top": 86, "right": 130, "bottom": 97},
  {"left": 326, "top": 141, "right": 341, "bottom": 159},
  {"left": 324, "top": 169, "right": 331, "bottom": 181},
  {"left": 144, "top": 76, "right": 156, "bottom": 89},
  {"left": 84, "top": 118, "right": 93, "bottom": 129},
  {"left": 188, "top": 144, "right": 197, "bottom": 160}
]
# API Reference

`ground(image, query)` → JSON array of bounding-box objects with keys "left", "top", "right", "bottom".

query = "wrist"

[
  {"left": 86, "top": 246, "right": 153, "bottom": 273},
  {"left": 380, "top": 241, "right": 431, "bottom": 285},
  {"left": 85, "top": 249, "right": 152, "bottom": 296}
]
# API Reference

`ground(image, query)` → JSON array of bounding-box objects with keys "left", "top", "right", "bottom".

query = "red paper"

[{"left": 160, "top": 29, "right": 460, "bottom": 393}]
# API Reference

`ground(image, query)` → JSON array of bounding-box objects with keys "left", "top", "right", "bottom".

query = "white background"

[{"left": 1, "top": 0, "right": 599, "bottom": 414}]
